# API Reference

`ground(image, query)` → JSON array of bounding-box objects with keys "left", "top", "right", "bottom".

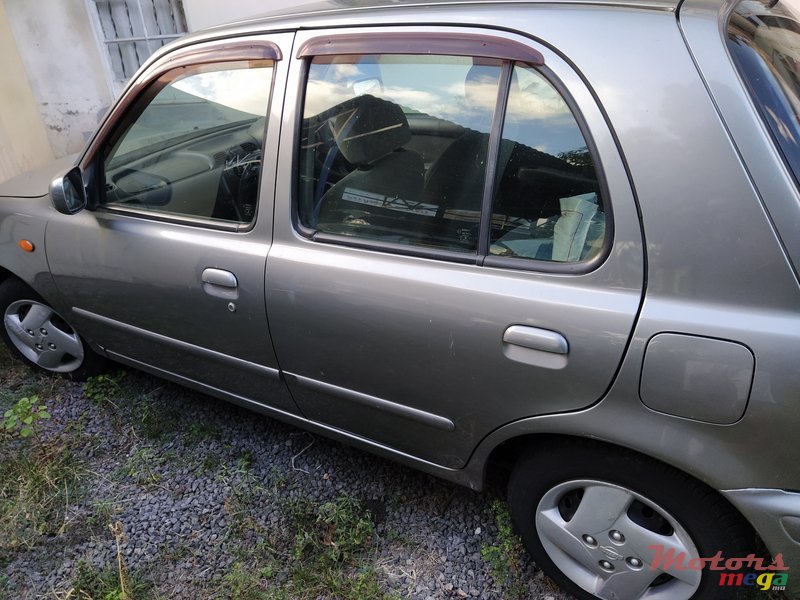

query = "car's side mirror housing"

[{"left": 50, "top": 167, "right": 87, "bottom": 215}]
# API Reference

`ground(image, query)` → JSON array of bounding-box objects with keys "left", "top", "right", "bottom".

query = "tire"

[
  {"left": 508, "top": 439, "right": 752, "bottom": 600},
  {"left": 0, "top": 278, "right": 105, "bottom": 380}
]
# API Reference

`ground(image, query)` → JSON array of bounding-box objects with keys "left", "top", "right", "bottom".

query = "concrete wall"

[
  {"left": 5, "top": 0, "right": 114, "bottom": 160},
  {"left": 0, "top": 1, "right": 55, "bottom": 183},
  {"left": 0, "top": 0, "right": 305, "bottom": 184}
]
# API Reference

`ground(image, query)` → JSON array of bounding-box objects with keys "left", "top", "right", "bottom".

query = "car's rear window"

[{"left": 727, "top": 0, "right": 800, "bottom": 186}]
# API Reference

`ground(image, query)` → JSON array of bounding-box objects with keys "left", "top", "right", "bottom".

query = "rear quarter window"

[{"left": 727, "top": 0, "right": 800, "bottom": 187}]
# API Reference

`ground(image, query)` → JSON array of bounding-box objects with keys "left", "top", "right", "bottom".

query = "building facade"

[{"left": 0, "top": 0, "right": 298, "bottom": 183}]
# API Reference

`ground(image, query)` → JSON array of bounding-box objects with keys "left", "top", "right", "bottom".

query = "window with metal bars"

[{"left": 91, "top": 0, "right": 187, "bottom": 83}]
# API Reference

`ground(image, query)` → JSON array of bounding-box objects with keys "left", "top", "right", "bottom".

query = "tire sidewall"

[
  {"left": 0, "top": 278, "right": 104, "bottom": 381},
  {"left": 508, "top": 441, "right": 749, "bottom": 600}
]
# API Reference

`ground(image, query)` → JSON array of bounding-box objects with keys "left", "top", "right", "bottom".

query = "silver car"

[{"left": 0, "top": 0, "right": 798, "bottom": 598}]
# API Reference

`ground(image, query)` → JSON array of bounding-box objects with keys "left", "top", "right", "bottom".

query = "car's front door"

[
  {"left": 46, "top": 33, "right": 298, "bottom": 413},
  {"left": 266, "top": 28, "right": 645, "bottom": 468}
]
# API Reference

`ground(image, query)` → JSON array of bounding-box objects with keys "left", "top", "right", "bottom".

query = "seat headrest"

[{"left": 328, "top": 95, "right": 411, "bottom": 166}]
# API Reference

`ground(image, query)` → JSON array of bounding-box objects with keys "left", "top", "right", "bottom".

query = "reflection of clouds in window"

[
  {"left": 304, "top": 57, "right": 579, "bottom": 148},
  {"left": 306, "top": 56, "right": 486, "bottom": 126},
  {"left": 174, "top": 68, "right": 272, "bottom": 116},
  {"left": 330, "top": 63, "right": 364, "bottom": 80},
  {"left": 305, "top": 80, "right": 357, "bottom": 116},
  {"left": 507, "top": 71, "right": 571, "bottom": 119},
  {"left": 382, "top": 87, "right": 448, "bottom": 112},
  {"left": 503, "top": 66, "right": 580, "bottom": 156},
  {"left": 460, "top": 81, "right": 499, "bottom": 111}
]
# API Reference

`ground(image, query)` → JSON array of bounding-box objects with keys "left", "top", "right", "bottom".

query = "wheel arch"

[
  {"left": 0, "top": 266, "right": 11, "bottom": 286},
  {"left": 484, "top": 432, "right": 762, "bottom": 550}
]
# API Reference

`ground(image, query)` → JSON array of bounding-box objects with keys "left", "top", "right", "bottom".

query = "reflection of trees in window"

[{"left": 558, "top": 146, "right": 592, "bottom": 168}]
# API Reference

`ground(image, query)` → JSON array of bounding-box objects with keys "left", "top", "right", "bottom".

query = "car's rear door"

[
  {"left": 46, "top": 33, "right": 299, "bottom": 413},
  {"left": 266, "top": 27, "right": 645, "bottom": 468}
]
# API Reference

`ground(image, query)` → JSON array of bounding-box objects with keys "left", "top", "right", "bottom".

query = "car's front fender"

[{"left": 0, "top": 194, "right": 62, "bottom": 304}]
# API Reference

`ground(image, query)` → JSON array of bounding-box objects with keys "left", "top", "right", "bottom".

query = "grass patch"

[
  {"left": 85, "top": 372, "right": 182, "bottom": 442},
  {"left": 70, "top": 521, "right": 155, "bottom": 600},
  {"left": 221, "top": 557, "right": 281, "bottom": 600},
  {"left": 282, "top": 494, "right": 387, "bottom": 599},
  {"left": 481, "top": 500, "right": 527, "bottom": 599},
  {"left": 0, "top": 441, "right": 85, "bottom": 558},
  {"left": 217, "top": 492, "right": 392, "bottom": 599},
  {"left": 185, "top": 420, "right": 221, "bottom": 446},
  {"left": 0, "top": 385, "right": 83, "bottom": 559},
  {"left": 71, "top": 558, "right": 153, "bottom": 600},
  {"left": 122, "top": 445, "right": 168, "bottom": 487},
  {"left": 84, "top": 372, "right": 128, "bottom": 407},
  {"left": 132, "top": 396, "right": 179, "bottom": 441},
  {"left": 86, "top": 499, "right": 119, "bottom": 535}
]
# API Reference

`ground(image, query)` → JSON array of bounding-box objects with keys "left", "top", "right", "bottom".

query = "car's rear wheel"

[
  {"left": 0, "top": 278, "right": 104, "bottom": 379},
  {"left": 508, "top": 439, "right": 751, "bottom": 600}
]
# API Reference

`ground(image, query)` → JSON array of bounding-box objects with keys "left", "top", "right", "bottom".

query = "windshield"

[{"left": 728, "top": 0, "right": 800, "bottom": 185}]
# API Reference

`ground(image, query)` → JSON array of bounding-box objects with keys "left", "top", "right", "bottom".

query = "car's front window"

[
  {"left": 727, "top": 0, "right": 800, "bottom": 186},
  {"left": 102, "top": 60, "right": 274, "bottom": 225}
]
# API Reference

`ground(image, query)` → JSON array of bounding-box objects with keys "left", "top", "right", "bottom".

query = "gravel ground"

[{"left": 0, "top": 353, "right": 573, "bottom": 600}]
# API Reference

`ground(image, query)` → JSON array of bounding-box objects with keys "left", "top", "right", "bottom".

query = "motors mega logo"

[{"left": 648, "top": 545, "right": 790, "bottom": 591}]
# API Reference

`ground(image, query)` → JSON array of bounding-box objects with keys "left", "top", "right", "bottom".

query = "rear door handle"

[
  {"left": 502, "top": 325, "right": 568, "bottom": 369},
  {"left": 202, "top": 268, "right": 238, "bottom": 299},
  {"left": 503, "top": 325, "right": 568, "bottom": 354}
]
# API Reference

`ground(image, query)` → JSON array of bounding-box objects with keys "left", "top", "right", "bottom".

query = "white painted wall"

[
  {"left": 183, "top": 0, "right": 301, "bottom": 30},
  {"left": 0, "top": 0, "right": 308, "bottom": 184},
  {"left": 5, "top": 0, "right": 114, "bottom": 160},
  {"left": 0, "top": 1, "right": 55, "bottom": 183}
]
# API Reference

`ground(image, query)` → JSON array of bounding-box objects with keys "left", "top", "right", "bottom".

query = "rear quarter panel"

[{"left": 447, "top": 3, "right": 800, "bottom": 492}]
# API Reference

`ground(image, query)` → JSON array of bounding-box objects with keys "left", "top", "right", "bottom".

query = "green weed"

[
  {"left": 71, "top": 521, "right": 154, "bottom": 600},
  {"left": 481, "top": 500, "right": 527, "bottom": 599},
  {"left": 202, "top": 453, "right": 221, "bottom": 472},
  {"left": 71, "top": 558, "right": 152, "bottom": 600},
  {"left": 133, "top": 397, "right": 178, "bottom": 440},
  {"left": 86, "top": 499, "right": 118, "bottom": 535},
  {"left": 185, "top": 420, "right": 221, "bottom": 445},
  {"left": 2, "top": 395, "right": 50, "bottom": 438},
  {"left": 123, "top": 445, "right": 165, "bottom": 487},
  {"left": 84, "top": 371, "right": 127, "bottom": 406},
  {"left": 220, "top": 559, "right": 280, "bottom": 600}
]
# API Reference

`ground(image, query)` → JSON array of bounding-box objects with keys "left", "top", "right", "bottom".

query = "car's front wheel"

[
  {"left": 508, "top": 439, "right": 752, "bottom": 600},
  {"left": 0, "top": 278, "right": 104, "bottom": 379}
]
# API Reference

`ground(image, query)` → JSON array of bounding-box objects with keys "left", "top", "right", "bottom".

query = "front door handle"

[
  {"left": 202, "top": 268, "right": 238, "bottom": 288},
  {"left": 502, "top": 325, "right": 568, "bottom": 369},
  {"left": 202, "top": 268, "right": 238, "bottom": 299}
]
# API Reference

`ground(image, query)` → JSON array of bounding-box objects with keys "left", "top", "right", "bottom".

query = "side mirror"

[{"left": 50, "top": 167, "right": 87, "bottom": 215}]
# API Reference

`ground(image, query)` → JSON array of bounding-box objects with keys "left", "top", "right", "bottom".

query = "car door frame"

[
  {"left": 44, "top": 32, "right": 299, "bottom": 413},
  {"left": 267, "top": 24, "right": 646, "bottom": 469}
]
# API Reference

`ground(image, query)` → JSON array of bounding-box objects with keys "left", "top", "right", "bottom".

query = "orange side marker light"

[{"left": 18, "top": 240, "right": 35, "bottom": 252}]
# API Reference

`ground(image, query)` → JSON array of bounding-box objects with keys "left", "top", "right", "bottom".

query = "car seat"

[{"left": 315, "top": 94, "right": 425, "bottom": 227}]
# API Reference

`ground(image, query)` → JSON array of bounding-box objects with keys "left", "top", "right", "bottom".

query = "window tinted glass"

[
  {"left": 490, "top": 65, "right": 604, "bottom": 262},
  {"left": 103, "top": 61, "right": 273, "bottom": 225},
  {"left": 298, "top": 55, "right": 501, "bottom": 253},
  {"left": 728, "top": 0, "right": 800, "bottom": 187}
]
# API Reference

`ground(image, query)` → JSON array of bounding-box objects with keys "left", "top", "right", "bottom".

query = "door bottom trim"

[
  {"left": 72, "top": 306, "right": 280, "bottom": 380},
  {"left": 286, "top": 372, "right": 456, "bottom": 432}
]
